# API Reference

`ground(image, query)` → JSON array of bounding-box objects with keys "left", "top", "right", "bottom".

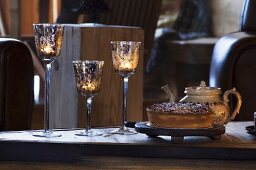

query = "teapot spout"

[{"left": 161, "top": 85, "right": 176, "bottom": 103}]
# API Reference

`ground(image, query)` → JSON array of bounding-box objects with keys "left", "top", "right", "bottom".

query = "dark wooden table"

[{"left": 0, "top": 122, "right": 256, "bottom": 169}]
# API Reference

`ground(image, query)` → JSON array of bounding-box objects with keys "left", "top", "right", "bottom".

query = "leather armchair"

[
  {"left": 0, "top": 38, "right": 34, "bottom": 130},
  {"left": 210, "top": 0, "right": 256, "bottom": 121}
]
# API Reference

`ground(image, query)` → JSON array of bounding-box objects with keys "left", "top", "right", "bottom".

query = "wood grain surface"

[
  {"left": 1, "top": 122, "right": 256, "bottom": 169},
  {"left": 79, "top": 25, "right": 144, "bottom": 128},
  {"left": 1, "top": 156, "right": 256, "bottom": 170},
  {"left": 0, "top": 122, "right": 256, "bottom": 163}
]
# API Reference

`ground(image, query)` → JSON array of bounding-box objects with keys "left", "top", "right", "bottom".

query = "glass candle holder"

[
  {"left": 73, "top": 60, "right": 104, "bottom": 136},
  {"left": 110, "top": 41, "right": 141, "bottom": 135},
  {"left": 33, "top": 23, "right": 64, "bottom": 138}
]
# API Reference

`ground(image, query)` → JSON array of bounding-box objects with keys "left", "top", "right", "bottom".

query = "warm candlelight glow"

[
  {"left": 73, "top": 60, "right": 104, "bottom": 96},
  {"left": 111, "top": 41, "right": 140, "bottom": 77},
  {"left": 113, "top": 53, "right": 139, "bottom": 72},
  {"left": 77, "top": 79, "right": 102, "bottom": 95},
  {"left": 120, "top": 61, "right": 132, "bottom": 70},
  {"left": 41, "top": 45, "right": 53, "bottom": 55},
  {"left": 43, "top": 45, "right": 52, "bottom": 53},
  {"left": 82, "top": 82, "right": 98, "bottom": 93},
  {"left": 34, "top": 24, "right": 64, "bottom": 57}
]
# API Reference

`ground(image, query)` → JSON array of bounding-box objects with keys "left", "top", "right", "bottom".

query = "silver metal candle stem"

[
  {"left": 86, "top": 97, "right": 93, "bottom": 132},
  {"left": 122, "top": 77, "right": 129, "bottom": 130},
  {"left": 44, "top": 60, "right": 52, "bottom": 134}
]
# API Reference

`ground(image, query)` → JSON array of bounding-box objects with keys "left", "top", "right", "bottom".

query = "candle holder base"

[
  {"left": 111, "top": 127, "right": 137, "bottom": 135},
  {"left": 33, "top": 131, "right": 61, "bottom": 138},
  {"left": 75, "top": 130, "right": 102, "bottom": 137}
]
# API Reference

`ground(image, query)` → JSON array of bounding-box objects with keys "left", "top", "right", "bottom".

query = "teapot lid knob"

[{"left": 200, "top": 81, "right": 207, "bottom": 87}]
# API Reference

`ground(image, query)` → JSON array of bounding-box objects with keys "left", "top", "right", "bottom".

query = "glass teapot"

[{"left": 179, "top": 81, "right": 242, "bottom": 125}]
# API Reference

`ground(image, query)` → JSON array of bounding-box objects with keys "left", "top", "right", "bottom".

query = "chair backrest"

[
  {"left": 240, "top": 0, "right": 256, "bottom": 32},
  {"left": 0, "top": 38, "right": 34, "bottom": 130},
  {"left": 99, "top": 0, "right": 162, "bottom": 64},
  {"left": 209, "top": 0, "right": 256, "bottom": 121}
]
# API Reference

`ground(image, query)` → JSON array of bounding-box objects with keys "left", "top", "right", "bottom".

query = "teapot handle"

[{"left": 223, "top": 88, "right": 242, "bottom": 120}]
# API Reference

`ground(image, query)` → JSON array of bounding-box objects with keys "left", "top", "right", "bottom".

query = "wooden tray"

[
  {"left": 135, "top": 122, "right": 225, "bottom": 143},
  {"left": 246, "top": 125, "right": 256, "bottom": 135},
  {"left": 1, "top": 122, "right": 256, "bottom": 162}
]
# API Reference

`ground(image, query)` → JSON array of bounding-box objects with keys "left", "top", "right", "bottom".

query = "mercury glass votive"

[
  {"left": 110, "top": 41, "right": 141, "bottom": 135},
  {"left": 73, "top": 60, "right": 104, "bottom": 136},
  {"left": 111, "top": 41, "right": 140, "bottom": 77}
]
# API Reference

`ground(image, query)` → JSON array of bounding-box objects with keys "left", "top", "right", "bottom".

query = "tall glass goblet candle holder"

[
  {"left": 33, "top": 24, "right": 64, "bottom": 138},
  {"left": 73, "top": 60, "right": 104, "bottom": 136},
  {"left": 110, "top": 41, "right": 141, "bottom": 135}
]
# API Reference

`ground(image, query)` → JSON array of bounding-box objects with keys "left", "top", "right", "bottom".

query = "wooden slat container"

[
  {"left": 50, "top": 24, "right": 144, "bottom": 128},
  {"left": 79, "top": 25, "right": 144, "bottom": 127}
]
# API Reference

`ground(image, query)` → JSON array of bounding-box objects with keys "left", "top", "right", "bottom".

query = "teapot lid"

[{"left": 184, "top": 81, "right": 221, "bottom": 95}]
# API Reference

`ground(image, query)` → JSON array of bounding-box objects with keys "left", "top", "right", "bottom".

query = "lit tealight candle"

[
  {"left": 120, "top": 61, "right": 133, "bottom": 70},
  {"left": 82, "top": 82, "right": 97, "bottom": 93},
  {"left": 42, "top": 45, "right": 53, "bottom": 55}
]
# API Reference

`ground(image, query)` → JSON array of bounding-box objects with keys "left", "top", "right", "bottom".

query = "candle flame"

[
  {"left": 82, "top": 82, "right": 97, "bottom": 92},
  {"left": 43, "top": 45, "right": 53, "bottom": 55},
  {"left": 113, "top": 53, "right": 138, "bottom": 72}
]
